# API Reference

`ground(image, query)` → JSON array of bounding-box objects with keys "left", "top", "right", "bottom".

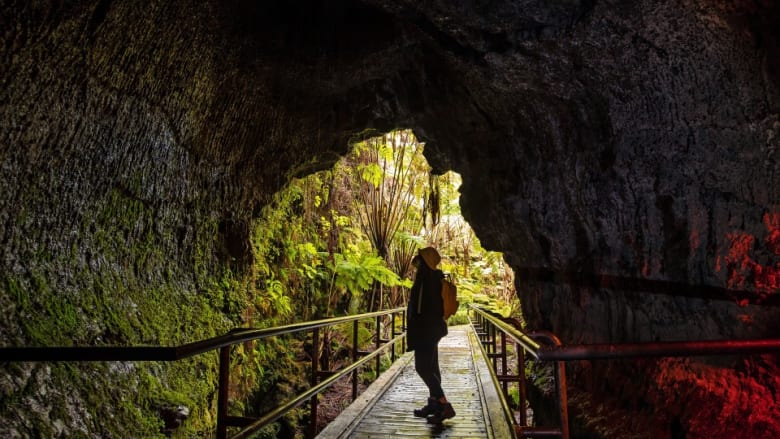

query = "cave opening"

[
  {"left": 2, "top": 0, "right": 780, "bottom": 437},
  {"left": 247, "top": 128, "right": 519, "bottom": 323},
  {"left": 237, "top": 127, "right": 523, "bottom": 435}
]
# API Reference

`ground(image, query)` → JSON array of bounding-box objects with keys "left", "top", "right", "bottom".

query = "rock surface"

[{"left": 1, "top": 0, "right": 779, "bottom": 437}]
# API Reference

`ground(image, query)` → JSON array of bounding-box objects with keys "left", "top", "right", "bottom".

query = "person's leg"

[
  {"left": 423, "top": 341, "right": 455, "bottom": 424},
  {"left": 432, "top": 344, "right": 441, "bottom": 391},
  {"left": 414, "top": 342, "right": 444, "bottom": 399},
  {"left": 413, "top": 342, "right": 445, "bottom": 418}
]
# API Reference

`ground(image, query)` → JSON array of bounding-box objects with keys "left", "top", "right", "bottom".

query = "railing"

[
  {"left": 0, "top": 307, "right": 407, "bottom": 439},
  {"left": 471, "top": 306, "right": 567, "bottom": 438},
  {"left": 469, "top": 304, "right": 780, "bottom": 439}
]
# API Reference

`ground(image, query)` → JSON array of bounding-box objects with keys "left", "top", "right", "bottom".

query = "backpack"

[{"left": 441, "top": 274, "right": 459, "bottom": 320}]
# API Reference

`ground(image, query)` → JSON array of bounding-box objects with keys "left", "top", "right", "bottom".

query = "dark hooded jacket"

[{"left": 406, "top": 262, "right": 447, "bottom": 351}]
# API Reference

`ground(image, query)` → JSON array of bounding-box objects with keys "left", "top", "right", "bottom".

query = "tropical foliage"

[{"left": 234, "top": 129, "right": 517, "bottom": 436}]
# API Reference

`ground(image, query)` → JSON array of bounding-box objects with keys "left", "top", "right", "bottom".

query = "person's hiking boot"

[
  {"left": 426, "top": 401, "right": 456, "bottom": 424},
  {"left": 413, "top": 397, "right": 437, "bottom": 418}
]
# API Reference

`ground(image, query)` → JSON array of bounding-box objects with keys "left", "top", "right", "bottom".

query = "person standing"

[{"left": 406, "top": 247, "right": 456, "bottom": 424}]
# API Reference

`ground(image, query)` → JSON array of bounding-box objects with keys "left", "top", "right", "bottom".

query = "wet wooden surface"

[{"left": 317, "top": 325, "right": 512, "bottom": 439}]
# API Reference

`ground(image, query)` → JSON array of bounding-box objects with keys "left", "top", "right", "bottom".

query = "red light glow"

[{"left": 716, "top": 213, "right": 780, "bottom": 300}]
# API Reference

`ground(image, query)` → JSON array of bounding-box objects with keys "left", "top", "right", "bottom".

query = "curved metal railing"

[
  {"left": 0, "top": 307, "right": 408, "bottom": 439},
  {"left": 470, "top": 305, "right": 569, "bottom": 438},
  {"left": 469, "top": 304, "right": 780, "bottom": 438}
]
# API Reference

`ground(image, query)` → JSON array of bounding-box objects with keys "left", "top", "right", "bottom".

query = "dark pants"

[{"left": 414, "top": 341, "right": 444, "bottom": 399}]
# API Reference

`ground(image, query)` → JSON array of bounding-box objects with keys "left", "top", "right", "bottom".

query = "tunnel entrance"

[
  {"left": 248, "top": 128, "right": 518, "bottom": 324},
  {"left": 245, "top": 129, "right": 520, "bottom": 435}
]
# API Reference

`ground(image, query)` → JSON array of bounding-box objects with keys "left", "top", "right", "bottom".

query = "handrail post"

[
  {"left": 391, "top": 312, "right": 396, "bottom": 362},
  {"left": 517, "top": 342, "right": 527, "bottom": 427},
  {"left": 402, "top": 311, "right": 407, "bottom": 352},
  {"left": 375, "top": 315, "right": 381, "bottom": 376},
  {"left": 500, "top": 332, "right": 508, "bottom": 398},
  {"left": 217, "top": 345, "right": 230, "bottom": 439},
  {"left": 531, "top": 330, "right": 570, "bottom": 439},
  {"left": 555, "top": 359, "right": 569, "bottom": 439},
  {"left": 352, "top": 320, "right": 359, "bottom": 401},
  {"left": 309, "top": 327, "right": 320, "bottom": 439},
  {"left": 491, "top": 323, "right": 498, "bottom": 369},
  {"left": 322, "top": 328, "right": 331, "bottom": 372}
]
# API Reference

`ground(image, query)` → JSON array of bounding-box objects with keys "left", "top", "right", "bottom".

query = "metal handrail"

[
  {"left": 471, "top": 306, "right": 569, "bottom": 438},
  {"left": 471, "top": 305, "right": 780, "bottom": 361},
  {"left": 0, "top": 308, "right": 405, "bottom": 362},
  {"left": 231, "top": 330, "right": 406, "bottom": 439},
  {"left": 470, "top": 318, "right": 521, "bottom": 439},
  {"left": 0, "top": 307, "right": 407, "bottom": 439},
  {"left": 469, "top": 304, "right": 780, "bottom": 438}
]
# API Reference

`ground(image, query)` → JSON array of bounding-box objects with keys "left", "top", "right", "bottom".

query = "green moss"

[
  {"left": 8, "top": 277, "right": 29, "bottom": 310},
  {"left": 1, "top": 184, "right": 258, "bottom": 437}
]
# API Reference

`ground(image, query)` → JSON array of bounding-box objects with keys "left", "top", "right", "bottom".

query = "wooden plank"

[
  {"left": 318, "top": 326, "right": 502, "bottom": 439},
  {"left": 316, "top": 351, "right": 414, "bottom": 438}
]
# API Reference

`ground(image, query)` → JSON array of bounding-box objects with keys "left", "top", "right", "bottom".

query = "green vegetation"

[
  {"left": 246, "top": 129, "right": 517, "bottom": 326},
  {"left": 234, "top": 130, "right": 518, "bottom": 435},
  {"left": 1, "top": 184, "right": 241, "bottom": 437},
  {"left": 0, "top": 129, "right": 517, "bottom": 438}
]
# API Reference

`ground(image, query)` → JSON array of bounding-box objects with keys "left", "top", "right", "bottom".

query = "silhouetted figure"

[{"left": 407, "top": 247, "right": 456, "bottom": 424}]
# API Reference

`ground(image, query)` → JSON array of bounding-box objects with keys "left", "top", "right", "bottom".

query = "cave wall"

[{"left": 1, "top": 0, "right": 779, "bottom": 437}]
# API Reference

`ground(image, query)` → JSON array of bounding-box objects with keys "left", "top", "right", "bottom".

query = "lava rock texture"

[{"left": 1, "top": 0, "right": 779, "bottom": 437}]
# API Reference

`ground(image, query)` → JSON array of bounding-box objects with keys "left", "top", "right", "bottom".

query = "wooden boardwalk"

[{"left": 317, "top": 325, "right": 513, "bottom": 439}]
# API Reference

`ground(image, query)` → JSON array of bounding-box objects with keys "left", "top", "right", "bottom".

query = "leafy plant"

[
  {"left": 322, "top": 250, "right": 411, "bottom": 314},
  {"left": 236, "top": 129, "right": 518, "bottom": 437}
]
